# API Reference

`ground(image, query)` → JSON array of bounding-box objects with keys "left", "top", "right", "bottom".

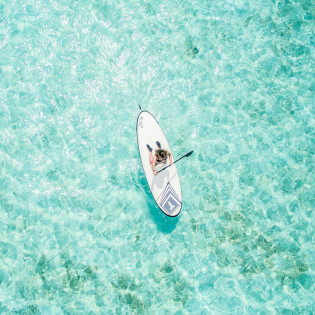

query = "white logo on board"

[
  {"left": 168, "top": 201, "right": 175, "bottom": 211},
  {"left": 138, "top": 117, "right": 143, "bottom": 128}
]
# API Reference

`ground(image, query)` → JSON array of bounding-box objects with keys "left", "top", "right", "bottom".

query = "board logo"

[
  {"left": 138, "top": 117, "right": 143, "bottom": 128},
  {"left": 159, "top": 183, "right": 181, "bottom": 215}
]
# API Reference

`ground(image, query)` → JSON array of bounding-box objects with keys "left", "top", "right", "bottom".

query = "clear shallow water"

[{"left": 0, "top": 0, "right": 314, "bottom": 313}]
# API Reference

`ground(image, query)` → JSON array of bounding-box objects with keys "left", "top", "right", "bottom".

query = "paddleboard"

[{"left": 137, "top": 111, "right": 182, "bottom": 217}]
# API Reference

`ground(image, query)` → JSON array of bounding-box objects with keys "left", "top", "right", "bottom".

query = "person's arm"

[
  {"left": 169, "top": 153, "right": 173, "bottom": 166},
  {"left": 152, "top": 155, "right": 157, "bottom": 175}
]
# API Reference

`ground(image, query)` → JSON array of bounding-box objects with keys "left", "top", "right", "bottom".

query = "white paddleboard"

[{"left": 137, "top": 111, "right": 182, "bottom": 217}]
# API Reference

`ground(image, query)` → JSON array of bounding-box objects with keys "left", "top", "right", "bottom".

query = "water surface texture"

[{"left": 0, "top": 0, "right": 314, "bottom": 313}]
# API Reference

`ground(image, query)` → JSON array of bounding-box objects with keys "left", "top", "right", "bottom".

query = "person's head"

[{"left": 156, "top": 149, "right": 167, "bottom": 159}]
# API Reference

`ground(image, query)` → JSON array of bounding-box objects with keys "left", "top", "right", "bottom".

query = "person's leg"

[
  {"left": 147, "top": 144, "right": 154, "bottom": 164},
  {"left": 149, "top": 151, "right": 154, "bottom": 164}
]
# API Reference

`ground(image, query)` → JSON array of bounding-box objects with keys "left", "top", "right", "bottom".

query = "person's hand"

[
  {"left": 154, "top": 170, "right": 157, "bottom": 176},
  {"left": 170, "top": 162, "right": 173, "bottom": 166}
]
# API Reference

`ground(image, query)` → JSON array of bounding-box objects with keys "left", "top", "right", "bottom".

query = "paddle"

[{"left": 157, "top": 151, "right": 194, "bottom": 173}]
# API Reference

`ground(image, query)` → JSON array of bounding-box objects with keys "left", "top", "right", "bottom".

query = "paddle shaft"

[{"left": 157, "top": 151, "right": 193, "bottom": 173}]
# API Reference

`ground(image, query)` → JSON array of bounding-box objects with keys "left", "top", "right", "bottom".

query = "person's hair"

[{"left": 156, "top": 149, "right": 168, "bottom": 158}]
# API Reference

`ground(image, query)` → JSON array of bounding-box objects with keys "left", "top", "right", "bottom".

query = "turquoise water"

[{"left": 0, "top": 0, "right": 314, "bottom": 313}]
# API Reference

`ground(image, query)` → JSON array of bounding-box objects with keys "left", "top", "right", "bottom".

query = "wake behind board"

[{"left": 137, "top": 111, "right": 182, "bottom": 217}]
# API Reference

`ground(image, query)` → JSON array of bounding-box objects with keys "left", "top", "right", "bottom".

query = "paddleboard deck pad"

[{"left": 137, "top": 111, "right": 182, "bottom": 217}]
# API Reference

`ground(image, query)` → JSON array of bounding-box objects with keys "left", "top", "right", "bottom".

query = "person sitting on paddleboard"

[{"left": 147, "top": 141, "right": 173, "bottom": 176}]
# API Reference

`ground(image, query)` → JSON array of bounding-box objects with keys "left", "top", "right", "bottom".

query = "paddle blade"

[{"left": 185, "top": 151, "right": 193, "bottom": 157}]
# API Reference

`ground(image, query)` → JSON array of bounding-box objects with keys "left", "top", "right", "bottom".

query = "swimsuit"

[
  {"left": 156, "top": 154, "right": 168, "bottom": 165},
  {"left": 156, "top": 157, "right": 167, "bottom": 163}
]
